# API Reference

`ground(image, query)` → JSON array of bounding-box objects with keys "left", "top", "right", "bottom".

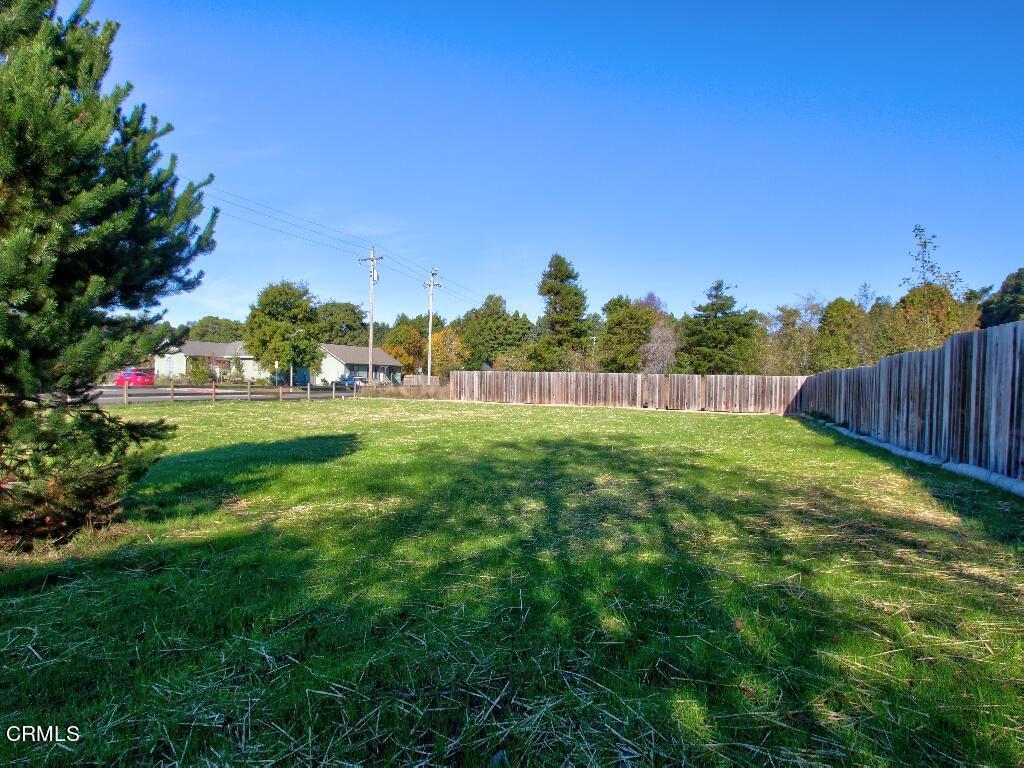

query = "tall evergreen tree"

[
  {"left": 0, "top": 1, "right": 216, "bottom": 527},
  {"left": 453, "top": 294, "right": 533, "bottom": 369},
  {"left": 391, "top": 312, "right": 444, "bottom": 341},
  {"left": 534, "top": 254, "right": 588, "bottom": 368},
  {"left": 674, "top": 281, "right": 759, "bottom": 374},
  {"left": 980, "top": 268, "right": 1024, "bottom": 327}
]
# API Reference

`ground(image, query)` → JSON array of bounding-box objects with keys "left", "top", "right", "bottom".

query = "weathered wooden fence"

[
  {"left": 448, "top": 321, "right": 1024, "bottom": 484},
  {"left": 797, "top": 321, "right": 1024, "bottom": 481},
  {"left": 448, "top": 371, "right": 807, "bottom": 414},
  {"left": 402, "top": 375, "right": 440, "bottom": 386}
]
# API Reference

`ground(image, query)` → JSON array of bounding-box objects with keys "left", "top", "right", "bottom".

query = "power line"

[
  {"left": 208, "top": 192, "right": 377, "bottom": 253},
  {"left": 210, "top": 187, "right": 375, "bottom": 249},
  {"left": 217, "top": 211, "right": 366, "bottom": 258},
  {"left": 211, "top": 187, "right": 489, "bottom": 310}
]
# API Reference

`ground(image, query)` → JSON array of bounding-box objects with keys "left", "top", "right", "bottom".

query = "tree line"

[{"left": 190, "top": 231, "right": 1023, "bottom": 379}]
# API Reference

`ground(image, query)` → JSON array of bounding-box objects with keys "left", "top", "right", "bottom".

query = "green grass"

[{"left": 2, "top": 399, "right": 1023, "bottom": 765}]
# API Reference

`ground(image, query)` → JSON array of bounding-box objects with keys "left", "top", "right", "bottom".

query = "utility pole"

[
  {"left": 360, "top": 246, "right": 382, "bottom": 384},
  {"left": 424, "top": 268, "right": 441, "bottom": 381}
]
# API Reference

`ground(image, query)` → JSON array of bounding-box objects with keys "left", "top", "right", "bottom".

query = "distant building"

[
  {"left": 154, "top": 340, "right": 402, "bottom": 384},
  {"left": 154, "top": 340, "right": 266, "bottom": 380},
  {"left": 318, "top": 344, "right": 402, "bottom": 385}
]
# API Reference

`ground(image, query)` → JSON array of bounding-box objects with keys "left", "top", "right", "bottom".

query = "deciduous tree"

[
  {"left": 383, "top": 323, "right": 426, "bottom": 374},
  {"left": 810, "top": 298, "right": 866, "bottom": 372},
  {"left": 243, "top": 281, "right": 322, "bottom": 377},
  {"left": 429, "top": 327, "right": 469, "bottom": 379},
  {"left": 188, "top": 315, "right": 244, "bottom": 342},
  {"left": 597, "top": 297, "right": 656, "bottom": 372},
  {"left": 317, "top": 301, "right": 367, "bottom": 345}
]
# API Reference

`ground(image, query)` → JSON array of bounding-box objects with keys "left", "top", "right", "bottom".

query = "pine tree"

[
  {"left": 534, "top": 254, "right": 588, "bottom": 368},
  {"left": 454, "top": 294, "right": 534, "bottom": 369},
  {"left": 674, "top": 281, "right": 760, "bottom": 374},
  {"left": 0, "top": 1, "right": 216, "bottom": 528}
]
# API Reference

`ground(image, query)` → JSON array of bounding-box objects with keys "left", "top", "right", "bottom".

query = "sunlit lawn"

[{"left": 1, "top": 399, "right": 1022, "bottom": 765}]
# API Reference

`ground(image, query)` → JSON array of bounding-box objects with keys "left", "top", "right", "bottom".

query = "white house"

[
  {"left": 155, "top": 340, "right": 402, "bottom": 384},
  {"left": 154, "top": 340, "right": 270, "bottom": 381},
  {"left": 318, "top": 344, "right": 403, "bottom": 385}
]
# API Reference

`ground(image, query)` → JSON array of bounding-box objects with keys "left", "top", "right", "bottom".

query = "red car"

[{"left": 114, "top": 368, "right": 154, "bottom": 387}]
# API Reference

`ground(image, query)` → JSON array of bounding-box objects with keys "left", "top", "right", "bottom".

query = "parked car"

[
  {"left": 340, "top": 376, "right": 368, "bottom": 388},
  {"left": 114, "top": 368, "right": 154, "bottom": 387}
]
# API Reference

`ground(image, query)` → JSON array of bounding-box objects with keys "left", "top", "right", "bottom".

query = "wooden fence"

[
  {"left": 448, "top": 321, "right": 1024, "bottom": 483},
  {"left": 448, "top": 371, "right": 807, "bottom": 414},
  {"left": 797, "top": 321, "right": 1023, "bottom": 481},
  {"left": 402, "top": 375, "right": 440, "bottom": 386}
]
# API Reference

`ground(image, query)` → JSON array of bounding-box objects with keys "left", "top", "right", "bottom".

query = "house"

[
  {"left": 318, "top": 343, "right": 403, "bottom": 385},
  {"left": 155, "top": 339, "right": 403, "bottom": 384},
  {"left": 154, "top": 340, "right": 270, "bottom": 381}
]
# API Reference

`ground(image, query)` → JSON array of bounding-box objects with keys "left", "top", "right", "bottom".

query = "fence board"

[{"left": 798, "top": 321, "right": 1024, "bottom": 481}]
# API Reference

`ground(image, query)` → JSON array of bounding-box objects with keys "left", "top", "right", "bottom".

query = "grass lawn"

[{"left": 2, "top": 399, "right": 1023, "bottom": 765}]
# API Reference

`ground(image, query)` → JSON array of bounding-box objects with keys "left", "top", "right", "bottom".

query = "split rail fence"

[{"left": 449, "top": 321, "right": 1024, "bottom": 483}]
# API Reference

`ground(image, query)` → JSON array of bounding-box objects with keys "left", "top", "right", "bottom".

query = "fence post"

[
  {"left": 211, "top": 380, "right": 216, "bottom": 403},
  {"left": 306, "top": 382, "right": 311, "bottom": 401},
  {"left": 247, "top": 381, "right": 251, "bottom": 401},
  {"left": 278, "top": 385, "right": 283, "bottom": 402},
  {"left": 332, "top": 382, "right": 336, "bottom": 400},
  {"left": 636, "top": 374, "right": 642, "bottom": 408},
  {"left": 122, "top": 381, "right": 128, "bottom": 405},
  {"left": 169, "top": 380, "right": 175, "bottom": 402}
]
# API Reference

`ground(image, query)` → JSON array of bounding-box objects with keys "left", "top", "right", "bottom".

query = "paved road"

[{"left": 92, "top": 386, "right": 357, "bottom": 405}]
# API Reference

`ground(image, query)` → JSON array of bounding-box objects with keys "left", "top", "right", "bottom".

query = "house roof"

[
  {"left": 320, "top": 343, "right": 402, "bottom": 368},
  {"left": 177, "top": 340, "right": 249, "bottom": 358}
]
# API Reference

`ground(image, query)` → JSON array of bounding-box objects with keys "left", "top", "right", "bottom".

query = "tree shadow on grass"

[
  {"left": 795, "top": 417, "right": 1024, "bottom": 546},
  {"left": 287, "top": 433, "right": 1024, "bottom": 764},
  {"left": 1, "top": 429, "right": 1022, "bottom": 765},
  {"left": 125, "top": 433, "right": 360, "bottom": 521}
]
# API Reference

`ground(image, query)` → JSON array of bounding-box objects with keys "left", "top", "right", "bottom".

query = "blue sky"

[{"left": 88, "top": 1, "right": 1022, "bottom": 325}]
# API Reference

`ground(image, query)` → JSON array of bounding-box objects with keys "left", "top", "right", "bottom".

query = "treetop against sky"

[{"left": 87, "top": 0, "right": 1023, "bottom": 325}]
